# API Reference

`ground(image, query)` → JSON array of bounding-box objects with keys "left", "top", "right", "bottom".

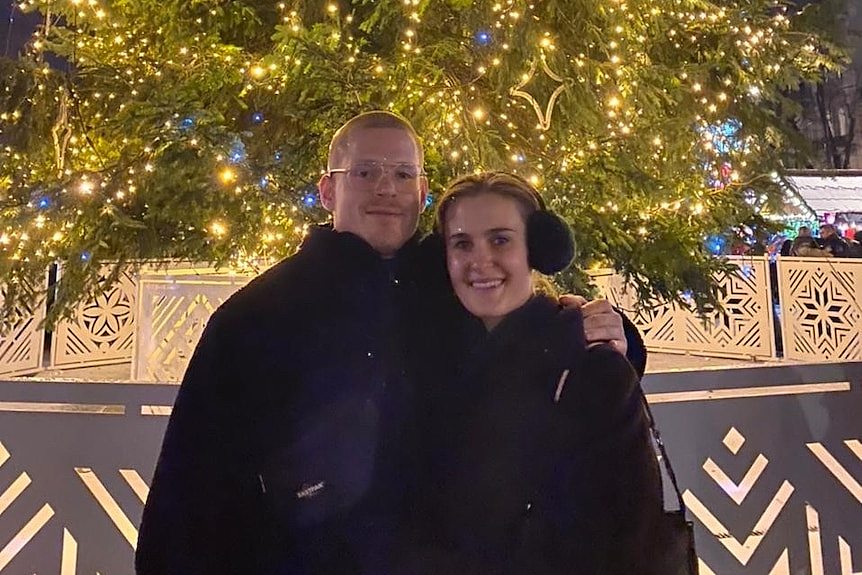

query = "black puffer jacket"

[
  {"left": 411, "top": 296, "right": 664, "bottom": 575},
  {"left": 136, "top": 227, "right": 431, "bottom": 575}
]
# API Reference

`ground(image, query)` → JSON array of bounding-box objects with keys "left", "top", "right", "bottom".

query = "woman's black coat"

[{"left": 410, "top": 296, "right": 664, "bottom": 575}]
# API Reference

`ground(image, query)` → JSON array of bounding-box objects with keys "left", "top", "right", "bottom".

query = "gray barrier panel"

[
  {"left": 0, "top": 382, "right": 174, "bottom": 574},
  {"left": 643, "top": 362, "right": 862, "bottom": 574},
  {"left": 0, "top": 363, "right": 859, "bottom": 573}
]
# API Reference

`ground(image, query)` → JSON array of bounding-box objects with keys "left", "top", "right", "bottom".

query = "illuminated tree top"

[{"left": 0, "top": 0, "right": 844, "bottom": 325}]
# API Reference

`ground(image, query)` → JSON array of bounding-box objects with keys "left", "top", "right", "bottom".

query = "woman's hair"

[
  {"left": 435, "top": 171, "right": 558, "bottom": 295},
  {"left": 435, "top": 171, "right": 542, "bottom": 235}
]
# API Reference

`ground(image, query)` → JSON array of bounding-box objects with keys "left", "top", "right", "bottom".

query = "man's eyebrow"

[{"left": 485, "top": 227, "right": 516, "bottom": 234}]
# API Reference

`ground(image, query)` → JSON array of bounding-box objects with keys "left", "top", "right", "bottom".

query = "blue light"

[
  {"left": 425, "top": 193, "right": 434, "bottom": 209},
  {"left": 80, "top": 251, "right": 91, "bottom": 262},
  {"left": 251, "top": 112, "right": 264, "bottom": 124},
  {"left": 717, "top": 120, "right": 741, "bottom": 138},
  {"left": 37, "top": 197, "right": 51, "bottom": 210},
  {"left": 706, "top": 119, "right": 743, "bottom": 154},
  {"left": 229, "top": 140, "right": 246, "bottom": 163},
  {"left": 303, "top": 194, "right": 317, "bottom": 207},
  {"left": 180, "top": 117, "right": 195, "bottom": 130},
  {"left": 474, "top": 30, "right": 492, "bottom": 46},
  {"left": 259, "top": 176, "right": 269, "bottom": 188},
  {"left": 705, "top": 235, "right": 725, "bottom": 255},
  {"left": 274, "top": 151, "right": 283, "bottom": 162}
]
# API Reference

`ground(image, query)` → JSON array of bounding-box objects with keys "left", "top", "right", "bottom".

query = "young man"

[
  {"left": 136, "top": 111, "right": 642, "bottom": 574},
  {"left": 789, "top": 226, "right": 819, "bottom": 256},
  {"left": 818, "top": 224, "right": 850, "bottom": 257}
]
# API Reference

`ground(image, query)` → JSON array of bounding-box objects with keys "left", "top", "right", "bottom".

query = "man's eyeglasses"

[{"left": 327, "top": 162, "right": 426, "bottom": 187}]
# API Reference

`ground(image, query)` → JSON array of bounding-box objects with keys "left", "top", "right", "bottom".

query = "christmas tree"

[{"left": 0, "top": 0, "right": 843, "bottom": 326}]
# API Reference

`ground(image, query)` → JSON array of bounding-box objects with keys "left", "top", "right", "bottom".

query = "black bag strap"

[{"left": 637, "top": 385, "right": 686, "bottom": 513}]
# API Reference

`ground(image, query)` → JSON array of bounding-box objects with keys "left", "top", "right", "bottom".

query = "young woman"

[{"left": 411, "top": 172, "right": 664, "bottom": 575}]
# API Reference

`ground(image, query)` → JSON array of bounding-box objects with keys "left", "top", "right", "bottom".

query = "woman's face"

[{"left": 444, "top": 192, "right": 533, "bottom": 330}]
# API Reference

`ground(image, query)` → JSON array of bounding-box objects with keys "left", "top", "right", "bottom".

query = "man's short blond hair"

[{"left": 327, "top": 111, "right": 424, "bottom": 170}]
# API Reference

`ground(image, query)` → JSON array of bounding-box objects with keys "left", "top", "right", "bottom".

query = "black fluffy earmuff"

[{"left": 526, "top": 193, "right": 576, "bottom": 275}]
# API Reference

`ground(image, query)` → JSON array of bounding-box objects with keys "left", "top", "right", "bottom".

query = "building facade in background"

[{"left": 795, "top": 0, "right": 862, "bottom": 169}]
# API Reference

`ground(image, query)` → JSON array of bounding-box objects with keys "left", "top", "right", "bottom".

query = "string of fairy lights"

[{"left": 0, "top": 0, "right": 836, "bottom": 276}]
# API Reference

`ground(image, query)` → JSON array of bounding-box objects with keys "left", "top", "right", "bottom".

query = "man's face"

[
  {"left": 319, "top": 128, "right": 427, "bottom": 257},
  {"left": 820, "top": 225, "right": 834, "bottom": 238}
]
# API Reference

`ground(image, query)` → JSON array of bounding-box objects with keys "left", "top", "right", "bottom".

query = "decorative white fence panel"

[
  {"left": 132, "top": 270, "right": 253, "bottom": 382},
  {"left": 8, "top": 256, "right": 862, "bottom": 377},
  {"left": 50, "top": 266, "right": 137, "bottom": 370},
  {"left": 777, "top": 257, "right": 862, "bottom": 362},
  {"left": 590, "top": 271, "right": 678, "bottom": 346},
  {"left": 0, "top": 274, "right": 48, "bottom": 377},
  {"left": 591, "top": 256, "right": 777, "bottom": 360}
]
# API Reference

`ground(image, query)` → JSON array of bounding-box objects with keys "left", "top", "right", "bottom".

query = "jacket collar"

[
  {"left": 454, "top": 295, "right": 557, "bottom": 363},
  {"left": 483, "top": 295, "right": 557, "bottom": 342},
  {"left": 300, "top": 225, "right": 423, "bottom": 269}
]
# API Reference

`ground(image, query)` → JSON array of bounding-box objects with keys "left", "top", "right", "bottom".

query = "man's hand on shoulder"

[{"left": 558, "top": 295, "right": 627, "bottom": 356}]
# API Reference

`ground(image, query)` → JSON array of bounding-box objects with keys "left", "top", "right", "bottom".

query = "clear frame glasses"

[{"left": 327, "top": 162, "right": 426, "bottom": 188}]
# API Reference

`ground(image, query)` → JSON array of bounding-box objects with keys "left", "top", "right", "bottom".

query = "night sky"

[{"left": 1, "top": 0, "right": 39, "bottom": 58}]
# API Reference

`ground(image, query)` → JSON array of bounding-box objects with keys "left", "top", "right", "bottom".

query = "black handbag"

[{"left": 638, "top": 388, "right": 699, "bottom": 575}]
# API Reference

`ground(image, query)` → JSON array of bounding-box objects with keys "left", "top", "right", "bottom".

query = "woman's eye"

[
  {"left": 492, "top": 235, "right": 510, "bottom": 246},
  {"left": 452, "top": 240, "right": 471, "bottom": 250}
]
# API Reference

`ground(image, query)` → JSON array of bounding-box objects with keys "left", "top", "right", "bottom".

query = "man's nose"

[{"left": 374, "top": 170, "right": 398, "bottom": 196}]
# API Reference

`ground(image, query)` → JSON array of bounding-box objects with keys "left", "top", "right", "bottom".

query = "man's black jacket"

[{"left": 136, "top": 227, "right": 431, "bottom": 574}]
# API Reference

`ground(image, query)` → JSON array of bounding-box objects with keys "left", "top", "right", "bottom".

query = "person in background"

[
  {"left": 779, "top": 238, "right": 793, "bottom": 257},
  {"left": 818, "top": 224, "right": 850, "bottom": 257},
  {"left": 847, "top": 229, "right": 862, "bottom": 258},
  {"left": 790, "top": 226, "right": 822, "bottom": 256}
]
